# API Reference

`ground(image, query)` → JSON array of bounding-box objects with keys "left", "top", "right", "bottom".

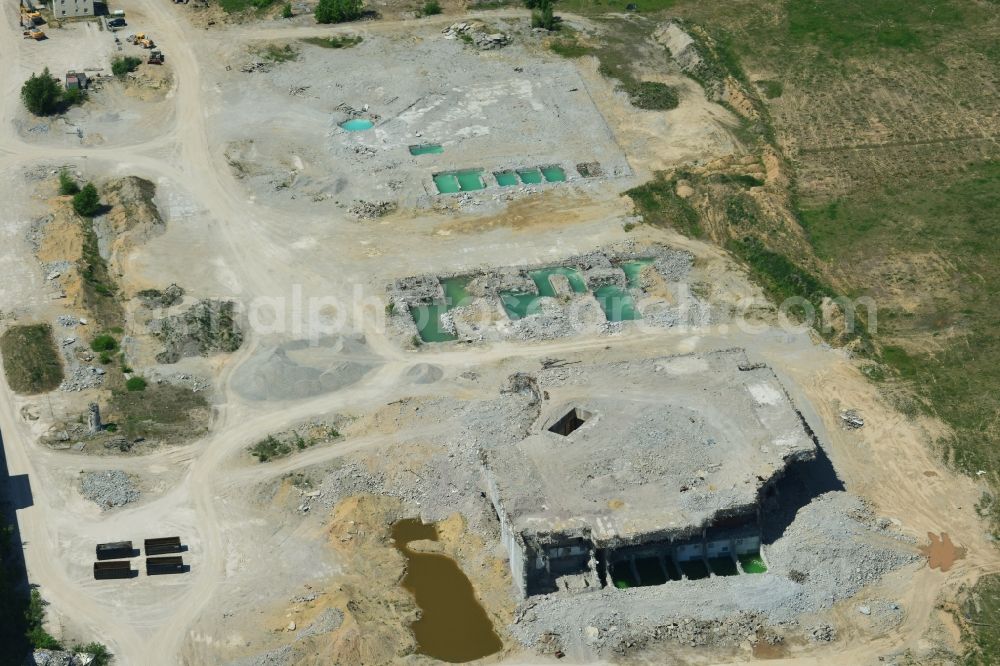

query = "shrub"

[
  {"left": 72, "top": 643, "right": 111, "bottom": 666},
  {"left": 21, "top": 68, "right": 62, "bottom": 116},
  {"left": 621, "top": 81, "right": 679, "bottom": 110},
  {"left": 530, "top": 0, "right": 557, "bottom": 30},
  {"left": 421, "top": 0, "right": 441, "bottom": 15},
  {"left": 111, "top": 55, "right": 143, "bottom": 78},
  {"left": 315, "top": 0, "right": 363, "bottom": 23},
  {"left": 61, "top": 87, "right": 86, "bottom": 108},
  {"left": 72, "top": 183, "right": 101, "bottom": 217},
  {"left": 281, "top": 1, "right": 292, "bottom": 16},
  {"left": 58, "top": 170, "right": 79, "bottom": 195},
  {"left": 126, "top": 376, "right": 147, "bottom": 392},
  {"left": 90, "top": 334, "right": 118, "bottom": 352},
  {"left": 302, "top": 35, "right": 363, "bottom": 48}
]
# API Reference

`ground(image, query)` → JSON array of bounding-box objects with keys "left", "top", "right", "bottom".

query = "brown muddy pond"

[{"left": 392, "top": 518, "right": 502, "bottom": 663}]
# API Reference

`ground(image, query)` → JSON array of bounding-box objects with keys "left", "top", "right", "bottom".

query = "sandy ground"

[{"left": 0, "top": 1, "right": 997, "bottom": 665}]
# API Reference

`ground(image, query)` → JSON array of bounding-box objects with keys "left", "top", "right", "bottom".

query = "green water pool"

[
  {"left": 456, "top": 169, "right": 485, "bottom": 191},
  {"left": 621, "top": 258, "right": 654, "bottom": 287},
  {"left": 634, "top": 557, "right": 668, "bottom": 586},
  {"left": 529, "top": 267, "right": 587, "bottom": 297},
  {"left": 517, "top": 168, "right": 543, "bottom": 185},
  {"left": 433, "top": 173, "right": 460, "bottom": 194},
  {"left": 494, "top": 170, "right": 519, "bottom": 187},
  {"left": 594, "top": 284, "right": 640, "bottom": 321},
  {"left": 541, "top": 165, "right": 567, "bottom": 182},
  {"left": 500, "top": 292, "right": 545, "bottom": 320},
  {"left": 409, "top": 304, "right": 457, "bottom": 343},
  {"left": 340, "top": 118, "right": 374, "bottom": 131},
  {"left": 441, "top": 277, "right": 471, "bottom": 310},
  {"left": 679, "top": 559, "right": 710, "bottom": 581},
  {"left": 708, "top": 557, "right": 739, "bottom": 577},
  {"left": 410, "top": 143, "right": 444, "bottom": 156},
  {"left": 611, "top": 562, "right": 639, "bottom": 589},
  {"left": 739, "top": 554, "right": 768, "bottom": 574}
]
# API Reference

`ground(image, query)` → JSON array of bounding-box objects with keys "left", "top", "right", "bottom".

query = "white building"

[{"left": 51, "top": 0, "right": 94, "bottom": 18}]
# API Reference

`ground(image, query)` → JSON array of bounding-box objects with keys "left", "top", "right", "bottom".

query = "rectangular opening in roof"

[{"left": 548, "top": 408, "right": 590, "bottom": 436}]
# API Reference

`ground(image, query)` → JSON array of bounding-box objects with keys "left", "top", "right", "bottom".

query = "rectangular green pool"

[
  {"left": 621, "top": 258, "right": 654, "bottom": 287},
  {"left": 434, "top": 170, "right": 485, "bottom": 194},
  {"left": 739, "top": 554, "right": 768, "bottom": 574},
  {"left": 708, "top": 557, "right": 739, "bottom": 577},
  {"left": 500, "top": 292, "right": 544, "bottom": 320},
  {"left": 594, "top": 284, "right": 640, "bottom": 321},
  {"left": 410, "top": 144, "right": 444, "bottom": 156},
  {"left": 409, "top": 304, "right": 457, "bottom": 343},
  {"left": 529, "top": 267, "right": 587, "bottom": 297},
  {"left": 494, "top": 170, "right": 519, "bottom": 187},
  {"left": 541, "top": 165, "right": 567, "bottom": 182},
  {"left": 433, "top": 173, "right": 460, "bottom": 194},
  {"left": 517, "top": 168, "right": 543, "bottom": 185},
  {"left": 679, "top": 559, "right": 710, "bottom": 580},
  {"left": 441, "top": 277, "right": 471, "bottom": 310}
]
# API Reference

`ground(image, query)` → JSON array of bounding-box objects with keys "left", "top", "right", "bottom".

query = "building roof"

[{"left": 482, "top": 349, "right": 816, "bottom": 545}]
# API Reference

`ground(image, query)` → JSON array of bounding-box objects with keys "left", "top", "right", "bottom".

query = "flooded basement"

[{"left": 392, "top": 519, "right": 503, "bottom": 663}]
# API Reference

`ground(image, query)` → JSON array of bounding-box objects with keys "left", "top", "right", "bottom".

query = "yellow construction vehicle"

[
  {"left": 140, "top": 37, "right": 155, "bottom": 48},
  {"left": 23, "top": 29, "right": 45, "bottom": 40}
]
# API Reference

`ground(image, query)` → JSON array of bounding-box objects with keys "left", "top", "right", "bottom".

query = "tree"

[
  {"left": 58, "top": 170, "right": 80, "bottom": 196},
  {"left": 73, "top": 183, "right": 101, "bottom": 217},
  {"left": 21, "top": 68, "right": 62, "bottom": 116},
  {"left": 531, "top": 0, "right": 557, "bottom": 30},
  {"left": 315, "top": 0, "right": 363, "bottom": 24}
]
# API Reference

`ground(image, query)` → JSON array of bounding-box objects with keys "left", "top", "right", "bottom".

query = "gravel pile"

[
  {"left": 59, "top": 366, "right": 106, "bottom": 392},
  {"left": 296, "top": 608, "right": 343, "bottom": 640},
  {"left": 81, "top": 470, "right": 139, "bottom": 509}
]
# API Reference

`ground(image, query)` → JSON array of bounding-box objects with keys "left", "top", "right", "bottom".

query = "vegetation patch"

[
  {"left": 21, "top": 68, "right": 86, "bottom": 117},
  {"left": 58, "top": 170, "right": 79, "bottom": 196},
  {"left": 549, "top": 38, "right": 590, "bottom": 58},
  {"left": 617, "top": 80, "right": 679, "bottom": 110},
  {"left": 0, "top": 324, "right": 63, "bottom": 394},
  {"left": 624, "top": 175, "right": 701, "bottom": 237},
  {"left": 301, "top": 35, "right": 363, "bottom": 49},
  {"left": 254, "top": 43, "right": 299, "bottom": 63},
  {"left": 111, "top": 56, "right": 143, "bottom": 79},
  {"left": 314, "top": 0, "right": 363, "bottom": 23},
  {"left": 108, "top": 383, "right": 209, "bottom": 443},
  {"left": 249, "top": 423, "right": 343, "bottom": 462},
  {"left": 220, "top": 0, "right": 275, "bottom": 13}
]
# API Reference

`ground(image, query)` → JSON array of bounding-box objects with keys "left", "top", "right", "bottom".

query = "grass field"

[
  {"left": 567, "top": 0, "right": 1000, "bottom": 656},
  {"left": 0, "top": 324, "right": 63, "bottom": 394}
]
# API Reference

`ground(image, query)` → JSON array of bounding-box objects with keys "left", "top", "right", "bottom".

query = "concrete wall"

[{"left": 481, "top": 456, "right": 529, "bottom": 596}]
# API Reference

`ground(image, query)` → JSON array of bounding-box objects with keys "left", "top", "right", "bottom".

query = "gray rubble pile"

[
  {"left": 59, "top": 365, "right": 106, "bottom": 392},
  {"left": 348, "top": 199, "right": 396, "bottom": 219},
  {"left": 442, "top": 22, "right": 510, "bottom": 50},
  {"left": 81, "top": 469, "right": 140, "bottom": 509}
]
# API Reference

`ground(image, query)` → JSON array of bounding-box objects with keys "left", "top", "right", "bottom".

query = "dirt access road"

[{"left": 0, "top": 2, "right": 997, "bottom": 664}]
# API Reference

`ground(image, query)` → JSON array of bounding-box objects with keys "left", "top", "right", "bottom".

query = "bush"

[
  {"left": 111, "top": 55, "right": 143, "bottom": 78},
  {"left": 315, "top": 0, "right": 363, "bottom": 23},
  {"left": 25, "top": 590, "right": 61, "bottom": 650},
  {"left": 621, "top": 80, "right": 679, "bottom": 110},
  {"left": 126, "top": 376, "right": 147, "bottom": 392},
  {"left": 72, "top": 183, "right": 101, "bottom": 217},
  {"left": 530, "top": 0, "right": 557, "bottom": 30},
  {"left": 90, "top": 334, "right": 118, "bottom": 352},
  {"left": 21, "top": 68, "right": 63, "bottom": 116},
  {"left": 72, "top": 643, "right": 111, "bottom": 666},
  {"left": 58, "top": 170, "right": 79, "bottom": 195},
  {"left": 281, "top": 1, "right": 292, "bottom": 16},
  {"left": 61, "top": 87, "right": 86, "bottom": 108},
  {"left": 421, "top": 0, "right": 441, "bottom": 15}
]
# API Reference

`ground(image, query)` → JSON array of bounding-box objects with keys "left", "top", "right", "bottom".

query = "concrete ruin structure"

[
  {"left": 481, "top": 349, "right": 817, "bottom": 597},
  {"left": 87, "top": 402, "right": 101, "bottom": 434}
]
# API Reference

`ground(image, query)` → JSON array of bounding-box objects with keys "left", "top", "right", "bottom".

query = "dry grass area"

[{"left": 0, "top": 324, "right": 63, "bottom": 394}]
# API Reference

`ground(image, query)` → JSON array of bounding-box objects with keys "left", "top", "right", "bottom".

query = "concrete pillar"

[
  {"left": 87, "top": 403, "right": 101, "bottom": 434},
  {"left": 658, "top": 554, "right": 670, "bottom": 581}
]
